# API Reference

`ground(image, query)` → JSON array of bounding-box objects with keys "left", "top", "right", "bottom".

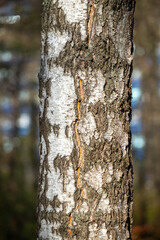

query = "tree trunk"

[{"left": 38, "top": 0, "right": 135, "bottom": 239}]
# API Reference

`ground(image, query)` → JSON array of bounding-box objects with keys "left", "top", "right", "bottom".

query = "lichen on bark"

[{"left": 38, "top": 0, "right": 135, "bottom": 239}]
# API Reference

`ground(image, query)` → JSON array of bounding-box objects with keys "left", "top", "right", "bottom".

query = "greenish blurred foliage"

[
  {"left": 0, "top": 173, "right": 37, "bottom": 240},
  {"left": 0, "top": 139, "right": 37, "bottom": 239},
  {"left": 0, "top": 0, "right": 41, "bottom": 54}
]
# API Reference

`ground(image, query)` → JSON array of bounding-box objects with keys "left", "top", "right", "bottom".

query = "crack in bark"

[
  {"left": 88, "top": 0, "right": 94, "bottom": 45},
  {"left": 67, "top": 215, "right": 73, "bottom": 240},
  {"left": 67, "top": 77, "right": 84, "bottom": 239}
]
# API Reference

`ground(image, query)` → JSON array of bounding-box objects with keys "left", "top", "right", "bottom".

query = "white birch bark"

[{"left": 38, "top": 0, "right": 135, "bottom": 239}]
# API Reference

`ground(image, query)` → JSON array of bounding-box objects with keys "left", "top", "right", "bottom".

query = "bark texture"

[{"left": 38, "top": 0, "right": 135, "bottom": 239}]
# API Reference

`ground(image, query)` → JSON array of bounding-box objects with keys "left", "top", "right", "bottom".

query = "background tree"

[
  {"left": 38, "top": 0, "right": 135, "bottom": 239},
  {"left": 132, "top": 0, "right": 160, "bottom": 237}
]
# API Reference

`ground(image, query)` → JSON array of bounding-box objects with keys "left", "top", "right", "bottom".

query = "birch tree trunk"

[{"left": 38, "top": 0, "right": 135, "bottom": 239}]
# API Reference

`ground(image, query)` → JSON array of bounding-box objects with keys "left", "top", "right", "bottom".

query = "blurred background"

[
  {"left": 0, "top": 0, "right": 40, "bottom": 239},
  {"left": 0, "top": 0, "right": 159, "bottom": 239}
]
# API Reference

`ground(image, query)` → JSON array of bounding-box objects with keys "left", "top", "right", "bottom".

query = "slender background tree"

[{"left": 38, "top": 0, "right": 135, "bottom": 239}]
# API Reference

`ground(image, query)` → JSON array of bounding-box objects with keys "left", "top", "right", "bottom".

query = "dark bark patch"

[{"left": 53, "top": 124, "right": 60, "bottom": 137}]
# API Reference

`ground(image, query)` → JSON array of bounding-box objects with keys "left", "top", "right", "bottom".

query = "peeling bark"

[{"left": 38, "top": 0, "right": 135, "bottom": 239}]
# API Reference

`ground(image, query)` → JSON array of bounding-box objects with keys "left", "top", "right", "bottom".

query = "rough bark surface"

[{"left": 38, "top": 0, "right": 135, "bottom": 239}]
